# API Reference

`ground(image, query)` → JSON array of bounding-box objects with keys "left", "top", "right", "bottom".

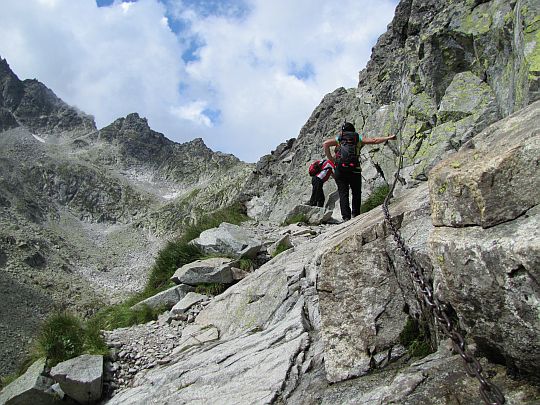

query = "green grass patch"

[
  {"left": 195, "top": 283, "right": 227, "bottom": 296},
  {"left": 0, "top": 374, "right": 18, "bottom": 390},
  {"left": 89, "top": 302, "right": 166, "bottom": 331},
  {"left": 272, "top": 242, "right": 292, "bottom": 257},
  {"left": 399, "top": 317, "right": 434, "bottom": 358},
  {"left": 283, "top": 213, "right": 309, "bottom": 225},
  {"left": 29, "top": 312, "right": 109, "bottom": 368},
  {"left": 238, "top": 258, "right": 254, "bottom": 271},
  {"left": 360, "top": 184, "right": 390, "bottom": 214}
]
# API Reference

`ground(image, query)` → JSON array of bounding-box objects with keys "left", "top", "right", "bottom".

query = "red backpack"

[{"left": 308, "top": 160, "right": 324, "bottom": 176}]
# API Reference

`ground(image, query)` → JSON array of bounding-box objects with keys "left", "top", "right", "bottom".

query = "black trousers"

[
  {"left": 335, "top": 169, "right": 362, "bottom": 220},
  {"left": 309, "top": 176, "right": 325, "bottom": 207}
]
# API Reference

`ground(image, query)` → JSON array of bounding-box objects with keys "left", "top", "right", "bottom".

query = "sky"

[{"left": 0, "top": 0, "right": 398, "bottom": 162}]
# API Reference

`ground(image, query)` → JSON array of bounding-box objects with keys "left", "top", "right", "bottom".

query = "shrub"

[
  {"left": 35, "top": 312, "right": 86, "bottom": 366},
  {"left": 360, "top": 184, "right": 390, "bottom": 214}
]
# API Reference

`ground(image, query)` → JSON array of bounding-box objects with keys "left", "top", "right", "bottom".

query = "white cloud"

[
  {"left": 170, "top": 101, "right": 213, "bottom": 127},
  {"left": 0, "top": 0, "right": 398, "bottom": 162}
]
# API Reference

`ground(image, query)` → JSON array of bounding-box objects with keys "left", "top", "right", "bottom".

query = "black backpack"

[{"left": 336, "top": 131, "right": 361, "bottom": 169}]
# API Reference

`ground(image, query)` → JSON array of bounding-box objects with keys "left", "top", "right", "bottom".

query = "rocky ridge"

[
  {"left": 243, "top": 0, "right": 540, "bottom": 223},
  {"left": 100, "top": 100, "right": 539, "bottom": 404}
]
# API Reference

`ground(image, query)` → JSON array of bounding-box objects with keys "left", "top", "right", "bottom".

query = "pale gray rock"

[
  {"left": 170, "top": 257, "right": 234, "bottom": 285},
  {"left": 130, "top": 284, "right": 194, "bottom": 311},
  {"left": 430, "top": 204, "right": 540, "bottom": 378},
  {"left": 429, "top": 100, "right": 540, "bottom": 228},
  {"left": 105, "top": 284, "right": 310, "bottom": 405},
  {"left": 170, "top": 292, "right": 208, "bottom": 315},
  {"left": 49, "top": 354, "right": 103, "bottom": 404},
  {"left": 191, "top": 223, "right": 262, "bottom": 259},
  {"left": 318, "top": 183, "right": 433, "bottom": 383},
  {"left": 170, "top": 324, "right": 219, "bottom": 355},
  {"left": 0, "top": 358, "right": 56, "bottom": 405}
]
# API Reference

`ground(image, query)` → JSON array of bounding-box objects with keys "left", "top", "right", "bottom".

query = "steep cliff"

[{"left": 244, "top": 0, "right": 540, "bottom": 223}]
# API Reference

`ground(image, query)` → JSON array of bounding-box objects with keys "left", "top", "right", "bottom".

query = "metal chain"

[{"left": 381, "top": 167, "right": 505, "bottom": 405}]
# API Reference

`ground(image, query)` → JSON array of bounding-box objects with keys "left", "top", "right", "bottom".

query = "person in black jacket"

[{"left": 323, "top": 122, "right": 396, "bottom": 221}]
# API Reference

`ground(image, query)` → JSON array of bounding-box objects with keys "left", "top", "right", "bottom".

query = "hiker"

[
  {"left": 323, "top": 122, "right": 396, "bottom": 222},
  {"left": 308, "top": 159, "right": 335, "bottom": 207}
]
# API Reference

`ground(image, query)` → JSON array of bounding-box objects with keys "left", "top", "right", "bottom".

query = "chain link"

[{"left": 381, "top": 192, "right": 505, "bottom": 405}]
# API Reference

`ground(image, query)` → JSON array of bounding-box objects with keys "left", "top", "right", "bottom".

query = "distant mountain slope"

[{"left": 0, "top": 57, "right": 252, "bottom": 377}]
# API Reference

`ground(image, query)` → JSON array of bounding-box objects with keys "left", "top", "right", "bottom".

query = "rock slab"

[{"left": 50, "top": 354, "right": 103, "bottom": 404}]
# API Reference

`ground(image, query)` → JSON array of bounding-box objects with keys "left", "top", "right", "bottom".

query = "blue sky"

[{"left": 0, "top": 0, "right": 398, "bottom": 162}]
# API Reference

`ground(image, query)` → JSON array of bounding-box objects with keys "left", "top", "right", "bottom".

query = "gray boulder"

[
  {"left": 49, "top": 354, "right": 103, "bottom": 404},
  {"left": 0, "top": 358, "right": 57, "bottom": 405},
  {"left": 130, "top": 284, "right": 195, "bottom": 311},
  {"left": 429, "top": 100, "right": 540, "bottom": 228},
  {"left": 318, "top": 183, "right": 433, "bottom": 382},
  {"left": 170, "top": 257, "right": 234, "bottom": 285},
  {"left": 191, "top": 223, "right": 262, "bottom": 259}
]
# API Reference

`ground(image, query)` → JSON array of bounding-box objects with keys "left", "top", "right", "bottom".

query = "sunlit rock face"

[{"left": 244, "top": 0, "right": 540, "bottom": 224}]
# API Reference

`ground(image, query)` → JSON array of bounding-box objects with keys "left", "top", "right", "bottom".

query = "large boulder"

[
  {"left": 49, "top": 354, "right": 103, "bottom": 404},
  {"left": 170, "top": 257, "right": 234, "bottom": 286},
  {"left": 429, "top": 100, "right": 540, "bottom": 228},
  {"left": 191, "top": 223, "right": 262, "bottom": 259},
  {"left": 0, "top": 358, "right": 57, "bottom": 405},
  {"left": 430, "top": 205, "right": 540, "bottom": 377},
  {"left": 317, "top": 183, "right": 434, "bottom": 382},
  {"left": 428, "top": 101, "right": 540, "bottom": 378}
]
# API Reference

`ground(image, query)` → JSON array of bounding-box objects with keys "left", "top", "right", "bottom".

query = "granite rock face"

[
  {"left": 429, "top": 100, "right": 540, "bottom": 228},
  {"left": 243, "top": 0, "right": 540, "bottom": 224}
]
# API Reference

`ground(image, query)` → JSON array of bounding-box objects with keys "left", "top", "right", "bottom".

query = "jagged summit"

[{"left": 0, "top": 55, "right": 96, "bottom": 135}]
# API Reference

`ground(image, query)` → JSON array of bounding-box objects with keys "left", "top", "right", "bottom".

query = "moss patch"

[{"left": 399, "top": 317, "right": 434, "bottom": 358}]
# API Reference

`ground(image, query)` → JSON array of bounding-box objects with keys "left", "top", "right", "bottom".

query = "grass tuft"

[
  {"left": 272, "top": 242, "right": 292, "bottom": 257},
  {"left": 195, "top": 283, "right": 227, "bottom": 296},
  {"left": 360, "top": 184, "right": 390, "bottom": 214}
]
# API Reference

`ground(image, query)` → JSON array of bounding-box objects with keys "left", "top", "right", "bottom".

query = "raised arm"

[
  {"left": 361, "top": 134, "right": 396, "bottom": 145},
  {"left": 323, "top": 138, "right": 338, "bottom": 162}
]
